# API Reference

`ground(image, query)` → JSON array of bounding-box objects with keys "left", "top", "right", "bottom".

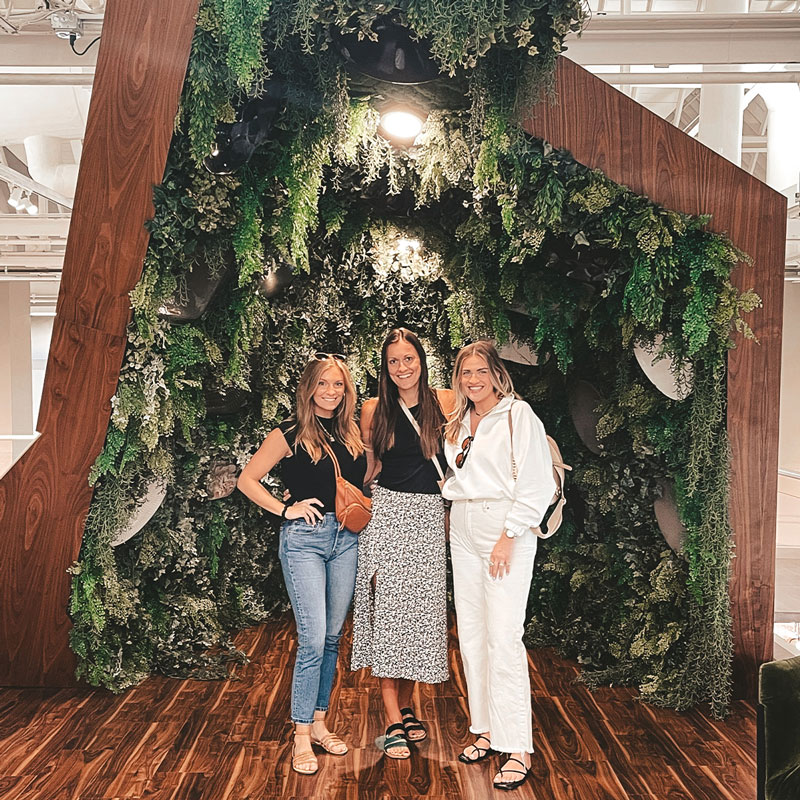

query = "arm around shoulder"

[
  {"left": 360, "top": 397, "right": 381, "bottom": 485},
  {"left": 360, "top": 397, "right": 379, "bottom": 445},
  {"left": 435, "top": 388, "right": 456, "bottom": 419}
]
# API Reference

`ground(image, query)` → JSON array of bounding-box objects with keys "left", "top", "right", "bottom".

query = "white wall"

[
  {"left": 30, "top": 314, "right": 54, "bottom": 424},
  {"left": 778, "top": 282, "right": 800, "bottom": 549}
]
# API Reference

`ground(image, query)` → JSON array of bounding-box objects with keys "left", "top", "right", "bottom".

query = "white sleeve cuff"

[{"left": 503, "top": 519, "right": 529, "bottom": 537}]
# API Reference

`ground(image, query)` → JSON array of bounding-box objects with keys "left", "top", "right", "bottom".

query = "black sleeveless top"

[
  {"left": 278, "top": 417, "right": 367, "bottom": 514},
  {"left": 377, "top": 404, "right": 447, "bottom": 495}
]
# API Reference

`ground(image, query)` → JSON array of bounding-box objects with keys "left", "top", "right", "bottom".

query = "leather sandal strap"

[
  {"left": 463, "top": 740, "right": 490, "bottom": 759},
  {"left": 386, "top": 722, "right": 407, "bottom": 737},
  {"left": 400, "top": 708, "right": 425, "bottom": 727},
  {"left": 317, "top": 733, "right": 347, "bottom": 752}
]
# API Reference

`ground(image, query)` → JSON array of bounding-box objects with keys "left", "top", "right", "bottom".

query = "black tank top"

[
  {"left": 377, "top": 404, "right": 447, "bottom": 495},
  {"left": 278, "top": 417, "right": 367, "bottom": 514}
]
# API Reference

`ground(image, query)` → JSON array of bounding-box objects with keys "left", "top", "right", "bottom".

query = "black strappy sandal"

[
  {"left": 400, "top": 707, "right": 427, "bottom": 742},
  {"left": 458, "top": 734, "right": 493, "bottom": 763},
  {"left": 493, "top": 756, "right": 530, "bottom": 791},
  {"left": 383, "top": 722, "right": 411, "bottom": 759}
]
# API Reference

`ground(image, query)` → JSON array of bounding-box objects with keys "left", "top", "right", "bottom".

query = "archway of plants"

[{"left": 68, "top": 1, "right": 758, "bottom": 719}]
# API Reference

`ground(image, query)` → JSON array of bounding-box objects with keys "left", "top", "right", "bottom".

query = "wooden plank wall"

[
  {"left": 0, "top": 0, "right": 200, "bottom": 686},
  {"left": 524, "top": 57, "right": 785, "bottom": 699}
]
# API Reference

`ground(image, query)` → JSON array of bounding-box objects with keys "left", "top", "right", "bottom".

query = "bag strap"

[
  {"left": 398, "top": 397, "right": 445, "bottom": 482},
  {"left": 507, "top": 406, "right": 518, "bottom": 481},
  {"left": 316, "top": 420, "right": 343, "bottom": 479}
]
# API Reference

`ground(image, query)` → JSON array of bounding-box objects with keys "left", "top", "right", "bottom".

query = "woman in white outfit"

[{"left": 442, "top": 340, "right": 555, "bottom": 792}]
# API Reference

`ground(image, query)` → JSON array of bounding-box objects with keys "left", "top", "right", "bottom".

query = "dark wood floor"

[{"left": 0, "top": 616, "right": 756, "bottom": 800}]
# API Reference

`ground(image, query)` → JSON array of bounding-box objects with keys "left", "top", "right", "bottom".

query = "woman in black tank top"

[
  {"left": 350, "top": 328, "right": 454, "bottom": 759},
  {"left": 237, "top": 354, "right": 366, "bottom": 776}
]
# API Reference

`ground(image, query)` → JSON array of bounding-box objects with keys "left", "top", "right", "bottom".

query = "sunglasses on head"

[
  {"left": 314, "top": 352, "right": 346, "bottom": 362},
  {"left": 455, "top": 435, "right": 474, "bottom": 469}
]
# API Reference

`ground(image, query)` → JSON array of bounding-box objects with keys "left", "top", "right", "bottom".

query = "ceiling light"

[
  {"left": 379, "top": 109, "right": 425, "bottom": 142},
  {"left": 336, "top": 17, "right": 440, "bottom": 84},
  {"left": 50, "top": 10, "right": 84, "bottom": 40},
  {"left": 396, "top": 238, "right": 420, "bottom": 254},
  {"left": 7, "top": 186, "right": 23, "bottom": 210}
]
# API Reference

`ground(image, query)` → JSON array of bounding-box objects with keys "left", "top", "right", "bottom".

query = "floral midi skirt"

[{"left": 350, "top": 485, "right": 449, "bottom": 684}]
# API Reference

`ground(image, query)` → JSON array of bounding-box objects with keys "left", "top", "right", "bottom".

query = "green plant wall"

[{"left": 69, "top": 0, "right": 759, "bottom": 718}]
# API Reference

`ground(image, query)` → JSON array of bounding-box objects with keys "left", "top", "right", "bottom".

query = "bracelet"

[{"left": 280, "top": 503, "right": 289, "bottom": 520}]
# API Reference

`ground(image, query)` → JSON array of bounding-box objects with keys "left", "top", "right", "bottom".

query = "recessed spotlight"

[{"left": 379, "top": 109, "right": 425, "bottom": 142}]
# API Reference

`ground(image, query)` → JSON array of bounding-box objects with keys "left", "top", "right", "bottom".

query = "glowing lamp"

[{"left": 379, "top": 110, "right": 425, "bottom": 142}]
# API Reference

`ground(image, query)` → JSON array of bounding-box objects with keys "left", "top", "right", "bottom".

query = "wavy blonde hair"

[
  {"left": 291, "top": 357, "right": 364, "bottom": 462},
  {"left": 445, "top": 341, "right": 516, "bottom": 444}
]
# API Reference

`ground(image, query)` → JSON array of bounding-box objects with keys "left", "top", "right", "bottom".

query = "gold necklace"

[
  {"left": 473, "top": 399, "right": 499, "bottom": 417},
  {"left": 316, "top": 415, "right": 336, "bottom": 442}
]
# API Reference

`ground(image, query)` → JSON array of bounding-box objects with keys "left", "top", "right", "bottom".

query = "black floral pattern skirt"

[{"left": 350, "top": 485, "right": 449, "bottom": 684}]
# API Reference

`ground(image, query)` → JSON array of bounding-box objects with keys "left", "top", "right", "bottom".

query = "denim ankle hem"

[{"left": 292, "top": 718, "right": 315, "bottom": 726}]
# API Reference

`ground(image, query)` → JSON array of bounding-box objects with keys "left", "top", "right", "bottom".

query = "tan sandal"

[
  {"left": 291, "top": 734, "right": 319, "bottom": 775},
  {"left": 311, "top": 732, "right": 348, "bottom": 755}
]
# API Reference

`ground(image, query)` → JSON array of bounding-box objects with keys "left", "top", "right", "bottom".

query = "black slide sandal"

[
  {"left": 400, "top": 707, "right": 427, "bottom": 742},
  {"left": 383, "top": 722, "right": 411, "bottom": 759}
]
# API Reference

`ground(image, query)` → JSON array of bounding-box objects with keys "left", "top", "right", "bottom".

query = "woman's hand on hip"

[
  {"left": 285, "top": 498, "right": 323, "bottom": 524},
  {"left": 489, "top": 534, "right": 514, "bottom": 579}
]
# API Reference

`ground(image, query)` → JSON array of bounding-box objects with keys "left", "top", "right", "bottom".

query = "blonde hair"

[
  {"left": 292, "top": 357, "right": 364, "bottom": 462},
  {"left": 445, "top": 341, "right": 516, "bottom": 444}
]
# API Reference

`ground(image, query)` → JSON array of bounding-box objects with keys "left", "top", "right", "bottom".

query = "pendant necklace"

[{"left": 316, "top": 416, "right": 336, "bottom": 443}]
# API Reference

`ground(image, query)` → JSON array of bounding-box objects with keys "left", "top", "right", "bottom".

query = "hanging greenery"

[{"left": 69, "top": 0, "right": 759, "bottom": 718}]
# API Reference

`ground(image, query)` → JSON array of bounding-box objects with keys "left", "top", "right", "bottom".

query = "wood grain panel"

[
  {"left": 523, "top": 56, "right": 785, "bottom": 700},
  {"left": 0, "top": 616, "right": 758, "bottom": 800},
  {"left": 0, "top": 0, "right": 200, "bottom": 687}
]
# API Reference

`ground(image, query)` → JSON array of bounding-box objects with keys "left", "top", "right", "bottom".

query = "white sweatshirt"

[{"left": 442, "top": 395, "right": 556, "bottom": 536}]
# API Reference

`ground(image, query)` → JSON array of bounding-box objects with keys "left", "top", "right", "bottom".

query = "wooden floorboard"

[{"left": 0, "top": 615, "right": 756, "bottom": 799}]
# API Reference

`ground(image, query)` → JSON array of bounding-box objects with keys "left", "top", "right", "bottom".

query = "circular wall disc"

[
  {"left": 653, "top": 478, "right": 687, "bottom": 553},
  {"left": 495, "top": 335, "right": 541, "bottom": 367},
  {"left": 633, "top": 335, "right": 693, "bottom": 401},
  {"left": 206, "top": 463, "right": 238, "bottom": 500},
  {"left": 567, "top": 380, "right": 604, "bottom": 454},
  {"left": 257, "top": 263, "right": 293, "bottom": 298},
  {"left": 111, "top": 480, "right": 167, "bottom": 547}
]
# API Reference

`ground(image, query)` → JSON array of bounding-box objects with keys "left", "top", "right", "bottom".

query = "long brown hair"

[
  {"left": 291, "top": 356, "right": 364, "bottom": 462},
  {"left": 371, "top": 328, "right": 445, "bottom": 460},
  {"left": 445, "top": 340, "right": 516, "bottom": 444}
]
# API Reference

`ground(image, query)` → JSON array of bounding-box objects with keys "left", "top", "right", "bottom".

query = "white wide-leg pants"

[{"left": 449, "top": 498, "right": 538, "bottom": 754}]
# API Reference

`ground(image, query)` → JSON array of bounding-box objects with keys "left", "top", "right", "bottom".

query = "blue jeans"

[{"left": 279, "top": 512, "right": 359, "bottom": 725}]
